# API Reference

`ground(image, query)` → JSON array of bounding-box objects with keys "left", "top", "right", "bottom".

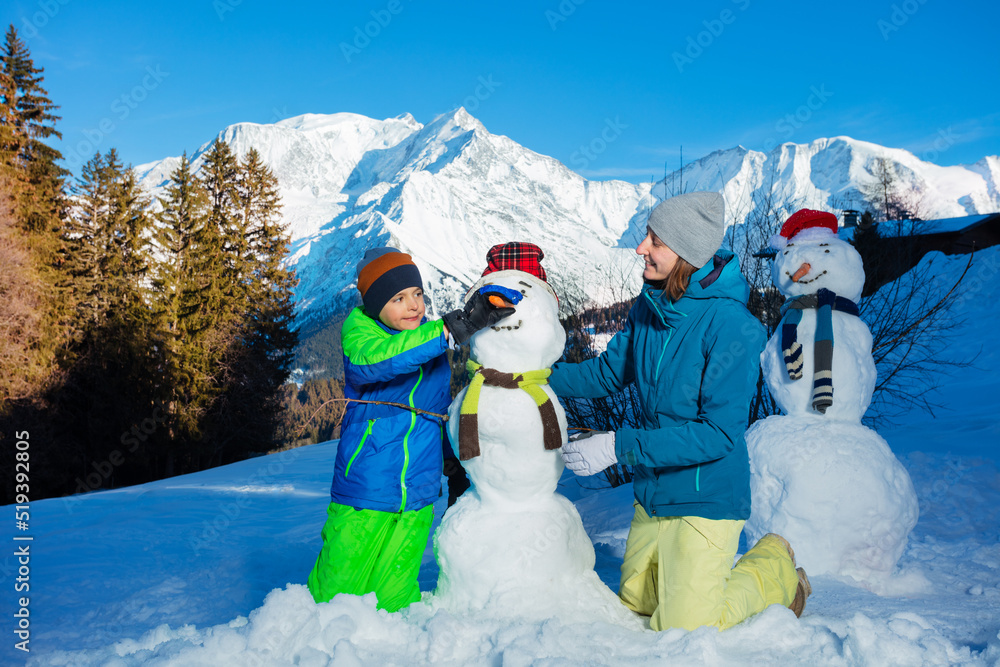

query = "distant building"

[
  {"left": 839, "top": 213, "right": 1000, "bottom": 254},
  {"left": 842, "top": 209, "right": 861, "bottom": 228},
  {"left": 840, "top": 213, "right": 1000, "bottom": 295}
]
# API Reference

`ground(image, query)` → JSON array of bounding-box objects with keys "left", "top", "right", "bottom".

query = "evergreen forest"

[{"left": 0, "top": 25, "right": 310, "bottom": 503}]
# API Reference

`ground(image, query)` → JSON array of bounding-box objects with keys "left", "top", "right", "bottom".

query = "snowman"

[
  {"left": 744, "top": 209, "right": 919, "bottom": 590},
  {"left": 433, "top": 242, "right": 639, "bottom": 626}
]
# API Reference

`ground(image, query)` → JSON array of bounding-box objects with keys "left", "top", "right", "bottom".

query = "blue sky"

[{"left": 10, "top": 0, "right": 999, "bottom": 183}]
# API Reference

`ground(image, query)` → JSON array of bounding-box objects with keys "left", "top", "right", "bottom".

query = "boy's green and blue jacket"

[
  {"left": 549, "top": 251, "right": 765, "bottom": 521},
  {"left": 331, "top": 307, "right": 451, "bottom": 513}
]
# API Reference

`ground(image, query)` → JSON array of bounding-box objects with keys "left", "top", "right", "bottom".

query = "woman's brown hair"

[{"left": 652, "top": 258, "right": 698, "bottom": 302}]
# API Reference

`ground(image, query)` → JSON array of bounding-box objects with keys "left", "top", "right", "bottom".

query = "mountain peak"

[
  {"left": 137, "top": 112, "right": 1000, "bottom": 328},
  {"left": 438, "top": 107, "right": 486, "bottom": 133},
  {"left": 273, "top": 112, "right": 373, "bottom": 131},
  {"left": 393, "top": 112, "right": 420, "bottom": 129}
]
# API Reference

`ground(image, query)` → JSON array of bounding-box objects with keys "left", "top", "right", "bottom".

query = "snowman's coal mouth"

[
  {"left": 490, "top": 319, "right": 523, "bottom": 332},
  {"left": 787, "top": 269, "right": 828, "bottom": 284}
]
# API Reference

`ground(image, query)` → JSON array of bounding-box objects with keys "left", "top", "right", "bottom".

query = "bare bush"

[{"left": 0, "top": 176, "right": 45, "bottom": 403}]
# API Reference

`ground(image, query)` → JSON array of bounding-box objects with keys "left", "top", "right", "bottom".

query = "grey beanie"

[{"left": 646, "top": 192, "right": 725, "bottom": 267}]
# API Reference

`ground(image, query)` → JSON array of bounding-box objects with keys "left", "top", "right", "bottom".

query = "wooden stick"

[
  {"left": 296, "top": 397, "right": 596, "bottom": 438},
  {"left": 296, "top": 398, "right": 448, "bottom": 438}
]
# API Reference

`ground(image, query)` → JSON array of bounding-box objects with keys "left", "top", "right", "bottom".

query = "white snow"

[{"left": 5, "top": 248, "right": 1000, "bottom": 666}]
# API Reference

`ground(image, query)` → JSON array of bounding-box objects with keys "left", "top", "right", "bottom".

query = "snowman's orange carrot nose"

[
  {"left": 791, "top": 263, "right": 811, "bottom": 282},
  {"left": 488, "top": 294, "right": 511, "bottom": 308}
]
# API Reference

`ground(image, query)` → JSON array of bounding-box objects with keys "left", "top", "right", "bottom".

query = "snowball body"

[
  {"left": 744, "top": 416, "right": 918, "bottom": 583},
  {"left": 434, "top": 273, "right": 637, "bottom": 625}
]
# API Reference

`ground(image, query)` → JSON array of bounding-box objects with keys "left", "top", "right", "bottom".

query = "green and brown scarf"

[{"left": 458, "top": 360, "right": 562, "bottom": 460}]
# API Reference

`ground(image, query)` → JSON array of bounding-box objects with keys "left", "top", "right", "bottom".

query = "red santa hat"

[
  {"left": 465, "top": 241, "right": 558, "bottom": 301},
  {"left": 770, "top": 209, "right": 839, "bottom": 249}
]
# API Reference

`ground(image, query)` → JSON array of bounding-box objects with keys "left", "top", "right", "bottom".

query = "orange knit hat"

[{"left": 356, "top": 248, "right": 422, "bottom": 316}]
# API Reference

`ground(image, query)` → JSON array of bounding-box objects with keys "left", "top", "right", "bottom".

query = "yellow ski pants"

[{"left": 619, "top": 503, "right": 799, "bottom": 631}]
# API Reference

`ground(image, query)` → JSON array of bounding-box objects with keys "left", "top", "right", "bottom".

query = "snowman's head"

[
  {"left": 771, "top": 228, "right": 865, "bottom": 301},
  {"left": 466, "top": 273, "right": 565, "bottom": 372},
  {"left": 770, "top": 209, "right": 865, "bottom": 302}
]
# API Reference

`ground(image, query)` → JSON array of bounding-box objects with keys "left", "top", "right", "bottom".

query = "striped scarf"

[
  {"left": 458, "top": 360, "right": 561, "bottom": 461},
  {"left": 779, "top": 288, "right": 860, "bottom": 414}
]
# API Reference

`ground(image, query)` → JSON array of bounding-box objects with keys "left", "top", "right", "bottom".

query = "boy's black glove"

[
  {"left": 442, "top": 290, "right": 515, "bottom": 345},
  {"left": 442, "top": 456, "right": 471, "bottom": 507}
]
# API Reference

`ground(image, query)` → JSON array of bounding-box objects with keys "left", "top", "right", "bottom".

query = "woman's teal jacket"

[
  {"left": 550, "top": 251, "right": 765, "bottom": 520},
  {"left": 331, "top": 307, "right": 451, "bottom": 513}
]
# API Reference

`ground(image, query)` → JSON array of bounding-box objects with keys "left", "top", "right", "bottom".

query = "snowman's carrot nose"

[
  {"left": 488, "top": 294, "right": 513, "bottom": 308},
  {"left": 791, "top": 263, "right": 811, "bottom": 282}
]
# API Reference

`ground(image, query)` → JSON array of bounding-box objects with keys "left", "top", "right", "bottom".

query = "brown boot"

[
  {"left": 763, "top": 534, "right": 810, "bottom": 617},
  {"left": 789, "top": 567, "right": 812, "bottom": 618}
]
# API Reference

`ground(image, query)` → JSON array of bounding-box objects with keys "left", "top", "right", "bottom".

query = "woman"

[{"left": 550, "top": 192, "right": 810, "bottom": 631}]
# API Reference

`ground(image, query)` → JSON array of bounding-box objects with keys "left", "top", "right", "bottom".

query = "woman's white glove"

[{"left": 561, "top": 430, "right": 617, "bottom": 476}]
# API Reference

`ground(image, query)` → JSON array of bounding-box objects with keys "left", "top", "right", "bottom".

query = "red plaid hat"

[
  {"left": 770, "top": 209, "right": 839, "bottom": 249},
  {"left": 466, "top": 241, "right": 557, "bottom": 301},
  {"left": 481, "top": 242, "right": 548, "bottom": 281}
]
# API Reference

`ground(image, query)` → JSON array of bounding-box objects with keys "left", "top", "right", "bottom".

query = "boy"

[{"left": 307, "top": 247, "right": 510, "bottom": 611}]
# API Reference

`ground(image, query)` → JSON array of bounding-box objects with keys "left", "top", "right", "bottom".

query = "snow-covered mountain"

[
  {"left": 136, "top": 109, "right": 653, "bottom": 325},
  {"left": 135, "top": 110, "right": 1000, "bottom": 325},
  {"left": 664, "top": 137, "right": 1000, "bottom": 229}
]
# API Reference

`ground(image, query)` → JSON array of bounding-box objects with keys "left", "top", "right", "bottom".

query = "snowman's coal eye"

[
  {"left": 825, "top": 249, "right": 830, "bottom": 253},
  {"left": 783, "top": 251, "right": 788, "bottom": 255}
]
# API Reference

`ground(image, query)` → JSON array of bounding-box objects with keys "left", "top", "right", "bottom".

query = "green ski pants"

[{"left": 307, "top": 501, "right": 434, "bottom": 612}]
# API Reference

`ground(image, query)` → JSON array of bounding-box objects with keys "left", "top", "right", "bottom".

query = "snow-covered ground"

[{"left": 4, "top": 248, "right": 1000, "bottom": 666}]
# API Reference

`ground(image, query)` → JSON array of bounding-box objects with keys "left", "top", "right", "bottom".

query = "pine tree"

[
  {"left": 241, "top": 147, "right": 295, "bottom": 340},
  {"left": 0, "top": 24, "right": 67, "bottom": 399},
  {"left": 107, "top": 164, "right": 153, "bottom": 310},
  {"left": 51, "top": 149, "right": 162, "bottom": 490},
  {"left": 1, "top": 24, "right": 66, "bottom": 234},
  {"left": 242, "top": 146, "right": 297, "bottom": 411},
  {"left": 61, "top": 149, "right": 152, "bottom": 326},
  {"left": 207, "top": 147, "right": 297, "bottom": 462},
  {"left": 199, "top": 138, "right": 244, "bottom": 313},
  {"left": 153, "top": 153, "right": 219, "bottom": 473},
  {"left": 1, "top": 27, "right": 72, "bottom": 502},
  {"left": 0, "top": 52, "right": 17, "bottom": 183},
  {"left": 62, "top": 151, "right": 114, "bottom": 329}
]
